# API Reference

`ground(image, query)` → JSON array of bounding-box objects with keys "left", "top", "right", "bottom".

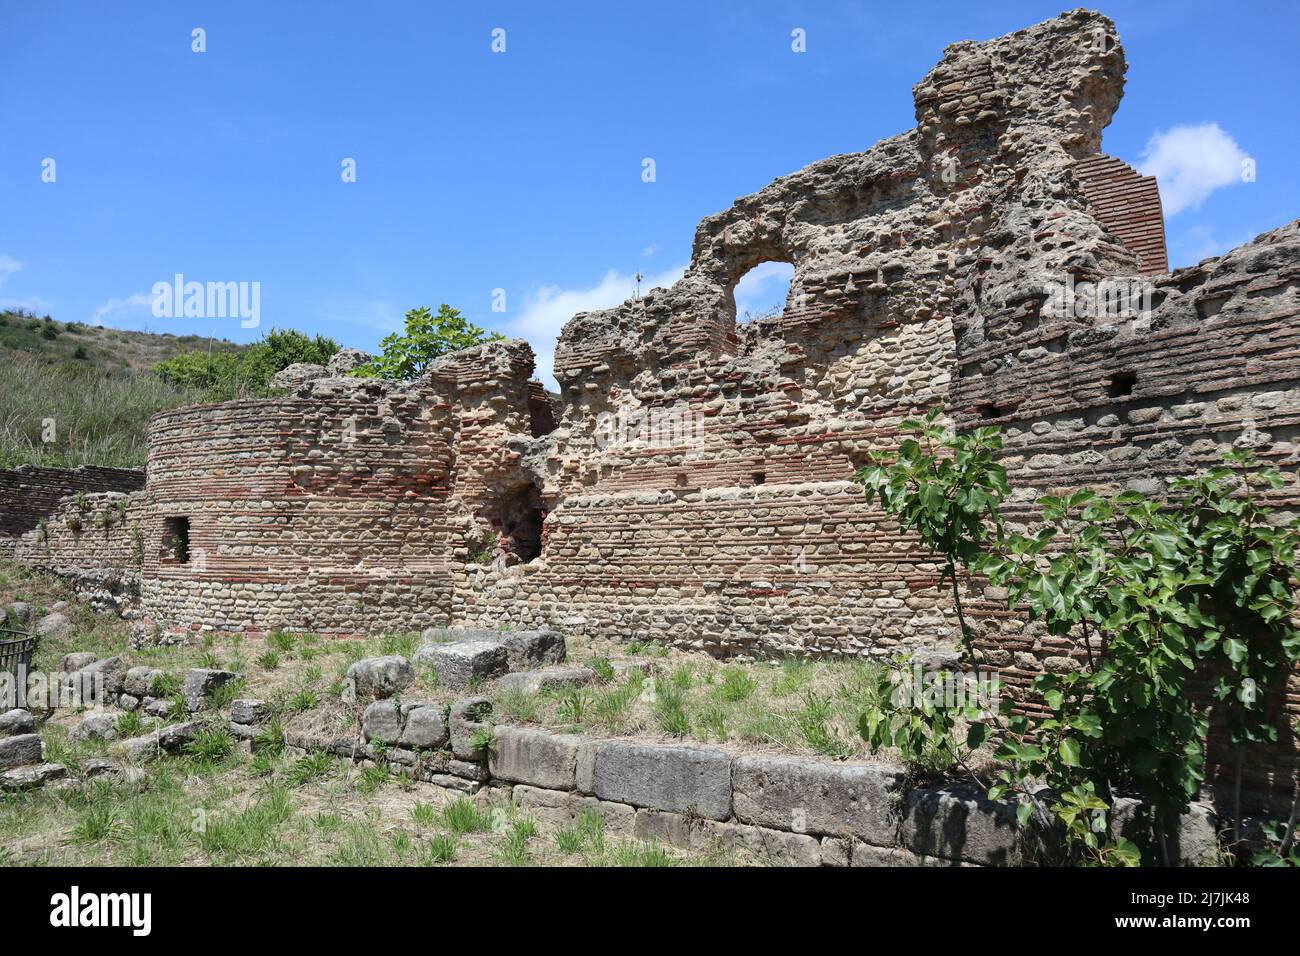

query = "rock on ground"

[
  {"left": 181, "top": 669, "right": 240, "bottom": 712},
  {"left": 496, "top": 666, "right": 595, "bottom": 695},
  {"left": 0, "top": 733, "right": 44, "bottom": 770},
  {"left": 343, "top": 656, "right": 414, "bottom": 703},
  {"left": 414, "top": 641, "right": 508, "bottom": 690},
  {"left": 69, "top": 713, "right": 120, "bottom": 744},
  {"left": 0, "top": 709, "right": 35, "bottom": 738}
]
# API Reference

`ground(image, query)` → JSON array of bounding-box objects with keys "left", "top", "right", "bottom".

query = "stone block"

[
  {"left": 230, "top": 698, "right": 270, "bottom": 725},
  {"left": 0, "top": 709, "right": 35, "bottom": 738},
  {"left": 513, "top": 784, "right": 635, "bottom": 836},
  {"left": 900, "top": 784, "right": 1020, "bottom": 865},
  {"left": 69, "top": 713, "right": 119, "bottom": 743},
  {"left": 448, "top": 696, "right": 493, "bottom": 761},
  {"left": 500, "top": 629, "right": 566, "bottom": 669},
  {"left": 497, "top": 666, "right": 595, "bottom": 695},
  {"left": 0, "top": 763, "right": 68, "bottom": 792},
  {"left": 343, "top": 655, "right": 414, "bottom": 704},
  {"left": 414, "top": 641, "right": 508, "bottom": 690},
  {"left": 488, "top": 726, "right": 582, "bottom": 790},
  {"left": 0, "top": 733, "right": 43, "bottom": 769},
  {"left": 692, "top": 819, "right": 822, "bottom": 866},
  {"left": 593, "top": 741, "right": 731, "bottom": 820},
  {"left": 181, "top": 668, "right": 240, "bottom": 712},
  {"left": 124, "top": 666, "right": 161, "bottom": 698},
  {"left": 732, "top": 755, "right": 903, "bottom": 845}
]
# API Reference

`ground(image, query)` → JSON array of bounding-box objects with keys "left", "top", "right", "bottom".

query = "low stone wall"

[
  {"left": 10, "top": 490, "right": 145, "bottom": 612},
  {"left": 0, "top": 465, "right": 145, "bottom": 538}
]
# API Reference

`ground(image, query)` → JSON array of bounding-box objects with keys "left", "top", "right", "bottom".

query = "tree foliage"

[
  {"left": 855, "top": 412, "right": 1300, "bottom": 866},
  {"left": 349, "top": 305, "right": 503, "bottom": 380}
]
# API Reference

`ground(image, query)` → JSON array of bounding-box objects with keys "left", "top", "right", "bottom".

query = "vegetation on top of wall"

[
  {"left": 0, "top": 321, "right": 340, "bottom": 468},
  {"left": 855, "top": 410, "right": 1300, "bottom": 867},
  {"left": 349, "top": 305, "right": 503, "bottom": 380},
  {"left": 152, "top": 328, "right": 340, "bottom": 399}
]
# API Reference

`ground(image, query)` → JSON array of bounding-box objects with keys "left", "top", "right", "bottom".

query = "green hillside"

[{"left": 0, "top": 309, "right": 336, "bottom": 469}]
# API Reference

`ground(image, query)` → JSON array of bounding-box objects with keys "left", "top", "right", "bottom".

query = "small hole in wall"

[
  {"left": 162, "top": 516, "right": 190, "bottom": 564},
  {"left": 752, "top": 471, "right": 766, "bottom": 486},
  {"left": 499, "top": 482, "right": 545, "bottom": 563},
  {"left": 1107, "top": 372, "right": 1137, "bottom": 398},
  {"left": 977, "top": 403, "right": 999, "bottom": 419}
]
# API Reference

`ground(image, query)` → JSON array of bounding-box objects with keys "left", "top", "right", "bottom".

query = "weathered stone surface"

[
  {"left": 69, "top": 656, "right": 127, "bottom": 704},
  {"left": 420, "top": 626, "right": 503, "bottom": 644},
  {"left": 732, "top": 755, "right": 903, "bottom": 845},
  {"left": 123, "top": 666, "right": 161, "bottom": 698},
  {"left": 230, "top": 698, "right": 270, "bottom": 725},
  {"left": 343, "top": 656, "right": 413, "bottom": 703},
  {"left": 851, "top": 842, "right": 972, "bottom": 867},
  {"left": 0, "top": 709, "right": 35, "bottom": 737},
  {"left": 61, "top": 652, "right": 98, "bottom": 673},
  {"left": 81, "top": 757, "right": 118, "bottom": 779},
  {"left": 361, "top": 700, "right": 403, "bottom": 745},
  {"left": 35, "top": 612, "right": 71, "bottom": 639},
  {"left": 118, "top": 694, "right": 140, "bottom": 711},
  {"left": 449, "top": 758, "right": 491, "bottom": 782},
  {"left": 900, "top": 784, "right": 1020, "bottom": 865},
  {"left": 326, "top": 348, "right": 371, "bottom": 376},
  {"left": 270, "top": 362, "right": 328, "bottom": 389},
  {"left": 0, "top": 733, "right": 43, "bottom": 769},
  {"left": 512, "top": 784, "right": 635, "bottom": 836},
  {"left": 500, "top": 629, "right": 566, "bottom": 669},
  {"left": 69, "top": 713, "right": 119, "bottom": 743},
  {"left": 488, "top": 726, "right": 583, "bottom": 790},
  {"left": 820, "top": 836, "right": 852, "bottom": 867},
  {"left": 1111, "top": 798, "right": 1219, "bottom": 866},
  {"left": 180, "top": 668, "right": 240, "bottom": 712},
  {"left": 497, "top": 666, "right": 595, "bottom": 695},
  {"left": 593, "top": 741, "right": 731, "bottom": 820},
  {"left": 693, "top": 819, "right": 822, "bottom": 867},
  {"left": 0, "top": 762, "right": 67, "bottom": 792},
  {"left": 120, "top": 720, "right": 206, "bottom": 762},
  {"left": 8, "top": 601, "right": 32, "bottom": 622},
  {"left": 399, "top": 704, "right": 448, "bottom": 750},
  {"left": 142, "top": 697, "right": 170, "bottom": 718},
  {"left": 361, "top": 699, "right": 447, "bottom": 749},
  {"left": 448, "top": 696, "right": 493, "bottom": 761},
  {"left": 414, "top": 641, "right": 508, "bottom": 690}
]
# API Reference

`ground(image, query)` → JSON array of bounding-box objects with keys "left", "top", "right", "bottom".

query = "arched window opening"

[{"left": 732, "top": 261, "right": 795, "bottom": 324}]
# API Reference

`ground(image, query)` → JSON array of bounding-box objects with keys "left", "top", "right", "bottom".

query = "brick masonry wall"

[
  {"left": 1075, "top": 153, "right": 1169, "bottom": 276},
  {"left": 0, "top": 465, "right": 145, "bottom": 537}
]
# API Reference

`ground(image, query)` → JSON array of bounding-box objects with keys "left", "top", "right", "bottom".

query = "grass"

[
  {"left": 441, "top": 797, "right": 491, "bottom": 835},
  {"left": 0, "top": 558, "right": 968, "bottom": 868}
]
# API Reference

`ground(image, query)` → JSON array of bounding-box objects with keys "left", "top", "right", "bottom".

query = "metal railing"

[{"left": 0, "top": 626, "right": 36, "bottom": 683}]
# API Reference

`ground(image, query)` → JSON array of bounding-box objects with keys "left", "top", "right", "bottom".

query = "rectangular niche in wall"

[{"left": 162, "top": 516, "right": 190, "bottom": 564}]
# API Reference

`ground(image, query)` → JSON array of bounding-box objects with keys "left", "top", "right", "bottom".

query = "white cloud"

[
  {"left": 640, "top": 244, "right": 660, "bottom": 257},
  {"left": 1138, "top": 123, "right": 1251, "bottom": 217},
  {"left": 500, "top": 265, "right": 685, "bottom": 391},
  {"left": 90, "top": 292, "right": 155, "bottom": 325},
  {"left": 734, "top": 260, "right": 794, "bottom": 320},
  {"left": 0, "top": 255, "right": 23, "bottom": 285},
  {"left": 1166, "top": 224, "right": 1256, "bottom": 270}
]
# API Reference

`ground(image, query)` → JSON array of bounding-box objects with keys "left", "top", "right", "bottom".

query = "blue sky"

[{"left": 2, "top": 1, "right": 1297, "bottom": 388}]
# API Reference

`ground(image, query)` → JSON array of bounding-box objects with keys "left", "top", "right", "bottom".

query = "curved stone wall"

[{"left": 137, "top": 378, "right": 459, "bottom": 637}]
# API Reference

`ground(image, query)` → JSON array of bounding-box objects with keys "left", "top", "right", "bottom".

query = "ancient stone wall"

[
  {"left": 7, "top": 10, "right": 1298, "bottom": 806},
  {"left": 134, "top": 378, "right": 462, "bottom": 637},
  {"left": 0, "top": 465, "right": 145, "bottom": 538}
]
